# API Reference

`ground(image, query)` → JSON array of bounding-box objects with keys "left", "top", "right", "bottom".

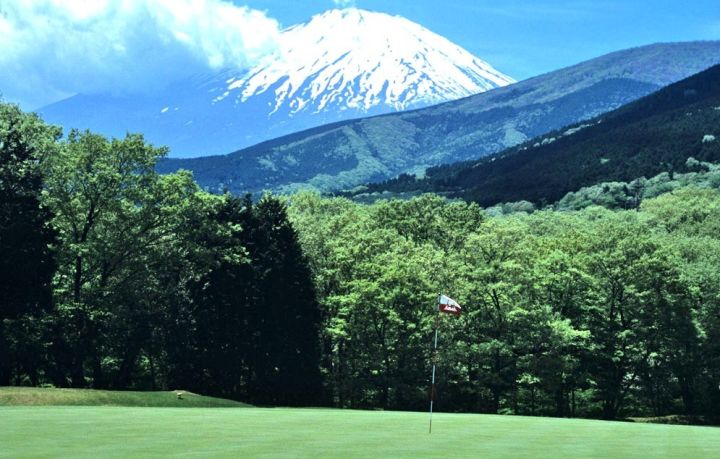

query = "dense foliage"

[
  {"left": 288, "top": 192, "right": 720, "bottom": 420},
  {"left": 0, "top": 104, "right": 59, "bottom": 386},
  {"left": 358, "top": 64, "right": 720, "bottom": 208},
  {"left": 0, "top": 103, "right": 321, "bottom": 406},
  {"left": 3, "top": 100, "right": 720, "bottom": 422}
]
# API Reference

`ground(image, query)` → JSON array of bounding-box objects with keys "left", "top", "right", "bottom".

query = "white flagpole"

[{"left": 429, "top": 313, "right": 440, "bottom": 434}]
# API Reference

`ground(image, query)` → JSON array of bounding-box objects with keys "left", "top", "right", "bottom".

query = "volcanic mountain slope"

[
  {"left": 361, "top": 64, "right": 720, "bottom": 207},
  {"left": 39, "top": 8, "right": 513, "bottom": 157},
  {"left": 158, "top": 41, "right": 720, "bottom": 195}
]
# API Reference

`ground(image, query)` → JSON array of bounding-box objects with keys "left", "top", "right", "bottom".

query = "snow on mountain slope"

[
  {"left": 40, "top": 8, "right": 514, "bottom": 157},
  {"left": 214, "top": 8, "right": 514, "bottom": 115}
]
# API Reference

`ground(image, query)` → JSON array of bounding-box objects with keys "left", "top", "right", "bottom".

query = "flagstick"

[{"left": 429, "top": 314, "right": 440, "bottom": 434}]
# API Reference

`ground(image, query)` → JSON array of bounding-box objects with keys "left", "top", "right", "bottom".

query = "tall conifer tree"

[{"left": 0, "top": 103, "right": 58, "bottom": 385}]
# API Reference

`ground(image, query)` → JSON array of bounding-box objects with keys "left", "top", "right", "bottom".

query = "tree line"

[
  {"left": 2, "top": 101, "right": 719, "bottom": 421},
  {"left": 287, "top": 190, "right": 720, "bottom": 420},
  {"left": 0, "top": 103, "right": 321, "bottom": 406}
]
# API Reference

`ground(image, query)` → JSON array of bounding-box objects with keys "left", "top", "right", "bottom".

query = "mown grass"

[
  {"left": 1, "top": 405, "right": 718, "bottom": 458},
  {"left": 0, "top": 386, "right": 249, "bottom": 408}
]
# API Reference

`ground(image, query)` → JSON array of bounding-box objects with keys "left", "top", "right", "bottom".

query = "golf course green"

[{"left": 1, "top": 403, "right": 718, "bottom": 458}]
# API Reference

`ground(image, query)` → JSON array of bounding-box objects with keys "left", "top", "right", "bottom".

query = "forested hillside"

[
  {"left": 3, "top": 102, "right": 720, "bottom": 421},
  {"left": 360, "top": 64, "right": 720, "bottom": 207},
  {"left": 159, "top": 42, "right": 720, "bottom": 195}
]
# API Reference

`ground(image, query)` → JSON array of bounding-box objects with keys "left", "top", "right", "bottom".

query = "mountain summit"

[
  {"left": 40, "top": 8, "right": 514, "bottom": 157},
  {"left": 219, "top": 8, "right": 514, "bottom": 115}
]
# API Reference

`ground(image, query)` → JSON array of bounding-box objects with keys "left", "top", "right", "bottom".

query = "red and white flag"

[{"left": 437, "top": 294, "right": 461, "bottom": 316}]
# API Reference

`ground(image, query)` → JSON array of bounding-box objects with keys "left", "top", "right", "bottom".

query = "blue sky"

[
  {"left": 246, "top": 0, "right": 720, "bottom": 80},
  {"left": 1, "top": 0, "right": 718, "bottom": 110}
]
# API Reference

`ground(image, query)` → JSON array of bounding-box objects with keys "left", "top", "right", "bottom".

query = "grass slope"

[
  {"left": 1, "top": 407, "right": 718, "bottom": 458},
  {"left": 0, "top": 387, "right": 249, "bottom": 408}
]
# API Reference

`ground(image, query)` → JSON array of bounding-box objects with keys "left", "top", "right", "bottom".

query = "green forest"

[
  {"left": 2, "top": 102, "right": 720, "bottom": 422},
  {"left": 357, "top": 64, "right": 720, "bottom": 207}
]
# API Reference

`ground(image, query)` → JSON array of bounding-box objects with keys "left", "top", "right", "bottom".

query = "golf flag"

[{"left": 437, "top": 294, "right": 461, "bottom": 316}]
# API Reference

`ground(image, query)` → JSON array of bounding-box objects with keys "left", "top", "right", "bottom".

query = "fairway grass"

[
  {"left": 0, "top": 386, "right": 249, "bottom": 408},
  {"left": 1, "top": 407, "right": 718, "bottom": 458}
]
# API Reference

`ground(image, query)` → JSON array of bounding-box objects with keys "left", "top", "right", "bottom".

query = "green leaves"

[
  {"left": 288, "top": 189, "right": 720, "bottom": 418},
  {"left": 0, "top": 102, "right": 58, "bottom": 385},
  {"left": 5, "top": 100, "right": 720, "bottom": 419}
]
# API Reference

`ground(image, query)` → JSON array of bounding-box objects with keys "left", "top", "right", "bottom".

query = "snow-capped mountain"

[
  {"left": 216, "top": 9, "right": 513, "bottom": 115},
  {"left": 40, "top": 8, "right": 514, "bottom": 157}
]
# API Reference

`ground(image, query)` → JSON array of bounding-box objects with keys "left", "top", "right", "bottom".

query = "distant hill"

[
  {"left": 158, "top": 41, "right": 720, "bottom": 195},
  {"left": 359, "top": 64, "right": 720, "bottom": 207}
]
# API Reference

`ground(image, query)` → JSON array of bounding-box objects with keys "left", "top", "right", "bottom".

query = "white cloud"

[
  {"left": 0, "top": 0, "right": 281, "bottom": 109},
  {"left": 332, "top": 0, "right": 357, "bottom": 7}
]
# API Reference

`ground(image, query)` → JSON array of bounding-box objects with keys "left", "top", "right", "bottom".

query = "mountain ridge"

[
  {"left": 158, "top": 41, "right": 720, "bottom": 195},
  {"left": 359, "top": 63, "right": 720, "bottom": 207}
]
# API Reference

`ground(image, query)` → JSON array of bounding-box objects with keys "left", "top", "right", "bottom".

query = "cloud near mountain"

[{"left": 0, "top": 0, "right": 281, "bottom": 109}]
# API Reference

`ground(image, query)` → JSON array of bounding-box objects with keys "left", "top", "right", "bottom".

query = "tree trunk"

[
  {"left": 115, "top": 343, "right": 142, "bottom": 389},
  {"left": 148, "top": 351, "right": 157, "bottom": 390},
  {"left": 381, "top": 354, "right": 391, "bottom": 409},
  {"left": 555, "top": 387, "right": 566, "bottom": 417},
  {"left": 70, "top": 355, "right": 85, "bottom": 388},
  {"left": 530, "top": 387, "right": 536, "bottom": 415},
  {"left": 336, "top": 343, "right": 345, "bottom": 408},
  {"left": 73, "top": 256, "right": 83, "bottom": 303},
  {"left": 491, "top": 387, "right": 501, "bottom": 413},
  {"left": 91, "top": 354, "right": 104, "bottom": 389},
  {"left": 679, "top": 377, "right": 696, "bottom": 415},
  {"left": 0, "top": 365, "right": 9, "bottom": 386},
  {"left": 0, "top": 324, "right": 10, "bottom": 386},
  {"left": 602, "top": 398, "right": 618, "bottom": 420}
]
